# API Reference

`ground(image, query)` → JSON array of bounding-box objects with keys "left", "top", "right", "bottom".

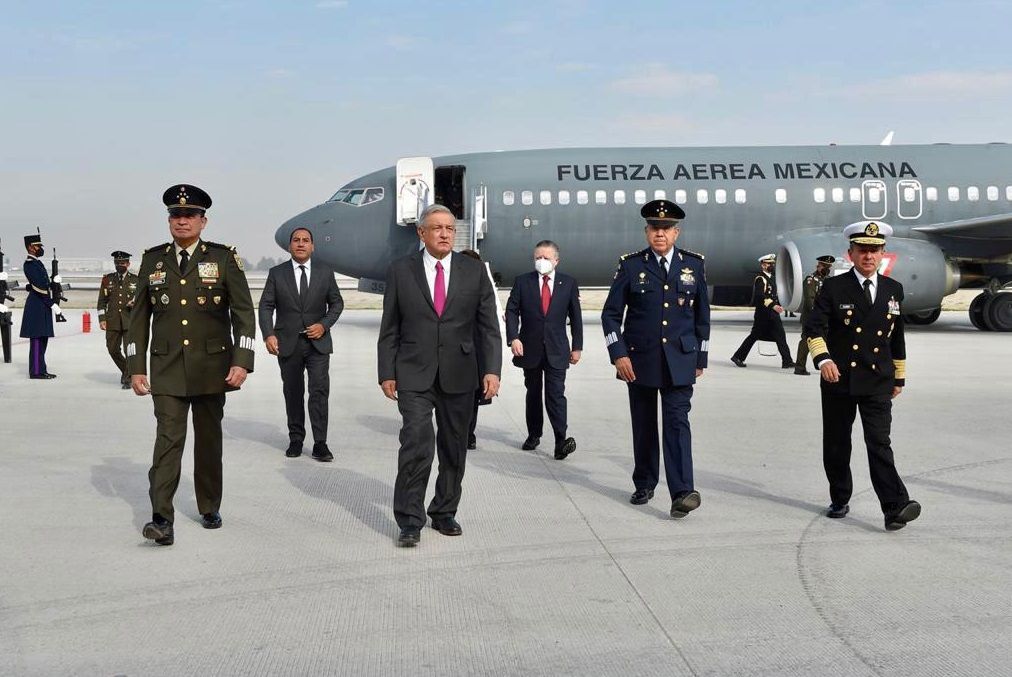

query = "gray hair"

[
  {"left": 418, "top": 203, "right": 454, "bottom": 228},
  {"left": 534, "top": 239, "right": 560, "bottom": 257}
]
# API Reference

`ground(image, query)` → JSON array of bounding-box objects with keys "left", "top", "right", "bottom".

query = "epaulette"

[
  {"left": 679, "top": 248, "right": 705, "bottom": 260},
  {"left": 202, "top": 241, "right": 235, "bottom": 251},
  {"left": 144, "top": 242, "right": 171, "bottom": 254},
  {"left": 618, "top": 250, "right": 639, "bottom": 262}
]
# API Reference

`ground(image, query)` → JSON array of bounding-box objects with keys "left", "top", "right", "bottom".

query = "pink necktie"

[{"left": 433, "top": 261, "right": 446, "bottom": 317}]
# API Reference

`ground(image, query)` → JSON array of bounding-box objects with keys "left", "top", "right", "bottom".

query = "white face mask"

[{"left": 534, "top": 258, "right": 555, "bottom": 275}]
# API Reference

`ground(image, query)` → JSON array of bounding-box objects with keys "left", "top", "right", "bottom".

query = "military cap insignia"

[{"left": 866, "top": 222, "right": 879, "bottom": 236}]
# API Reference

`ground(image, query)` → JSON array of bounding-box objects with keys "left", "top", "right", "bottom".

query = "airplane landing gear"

[
  {"left": 969, "top": 292, "right": 991, "bottom": 330},
  {"left": 905, "top": 308, "right": 941, "bottom": 325},
  {"left": 970, "top": 290, "right": 1012, "bottom": 331}
]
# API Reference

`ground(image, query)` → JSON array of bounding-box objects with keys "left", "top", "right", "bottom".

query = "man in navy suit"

[
  {"left": 602, "top": 200, "right": 710, "bottom": 519},
  {"left": 505, "top": 240, "right": 583, "bottom": 459},
  {"left": 20, "top": 233, "right": 58, "bottom": 379}
]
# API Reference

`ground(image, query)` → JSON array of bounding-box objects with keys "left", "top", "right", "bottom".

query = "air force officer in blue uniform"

[{"left": 602, "top": 200, "right": 710, "bottom": 518}]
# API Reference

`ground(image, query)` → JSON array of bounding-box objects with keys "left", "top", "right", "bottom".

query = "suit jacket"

[
  {"left": 377, "top": 250, "right": 502, "bottom": 394},
  {"left": 505, "top": 270, "right": 583, "bottom": 370},
  {"left": 804, "top": 271, "right": 906, "bottom": 396},
  {"left": 127, "top": 240, "right": 256, "bottom": 396},
  {"left": 602, "top": 247, "right": 710, "bottom": 388},
  {"left": 19, "top": 257, "right": 54, "bottom": 339},
  {"left": 258, "top": 260, "right": 344, "bottom": 358}
]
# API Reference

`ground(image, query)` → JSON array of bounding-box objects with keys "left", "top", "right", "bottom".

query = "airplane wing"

[{"left": 912, "top": 212, "right": 1012, "bottom": 239}]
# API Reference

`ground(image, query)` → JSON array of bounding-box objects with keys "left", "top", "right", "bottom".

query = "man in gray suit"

[
  {"left": 259, "top": 227, "right": 344, "bottom": 461},
  {"left": 378, "top": 204, "right": 502, "bottom": 547}
]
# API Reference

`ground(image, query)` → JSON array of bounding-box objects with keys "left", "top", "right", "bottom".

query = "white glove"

[
  {"left": 0, "top": 304, "right": 8, "bottom": 313},
  {"left": 0, "top": 271, "right": 8, "bottom": 281},
  {"left": 53, "top": 275, "right": 63, "bottom": 283},
  {"left": 53, "top": 304, "right": 63, "bottom": 314}
]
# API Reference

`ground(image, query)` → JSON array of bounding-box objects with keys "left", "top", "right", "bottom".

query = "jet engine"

[{"left": 776, "top": 232, "right": 960, "bottom": 314}]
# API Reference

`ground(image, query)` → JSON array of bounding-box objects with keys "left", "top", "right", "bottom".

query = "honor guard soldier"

[
  {"left": 127, "top": 184, "right": 256, "bottom": 546},
  {"left": 804, "top": 221, "right": 921, "bottom": 531},
  {"left": 97, "top": 250, "right": 138, "bottom": 388},
  {"left": 20, "top": 232, "right": 59, "bottom": 379},
  {"left": 794, "top": 255, "right": 834, "bottom": 376},
  {"left": 731, "top": 254, "right": 794, "bottom": 369},
  {"left": 601, "top": 200, "right": 710, "bottom": 518}
]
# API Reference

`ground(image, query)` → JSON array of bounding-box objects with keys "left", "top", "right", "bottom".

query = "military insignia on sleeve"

[{"left": 234, "top": 253, "right": 244, "bottom": 271}]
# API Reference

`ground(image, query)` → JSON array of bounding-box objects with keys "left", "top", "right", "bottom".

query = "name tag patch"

[{"left": 839, "top": 303, "right": 854, "bottom": 310}]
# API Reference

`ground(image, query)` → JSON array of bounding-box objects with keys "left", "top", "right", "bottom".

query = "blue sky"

[{"left": 2, "top": 0, "right": 1011, "bottom": 259}]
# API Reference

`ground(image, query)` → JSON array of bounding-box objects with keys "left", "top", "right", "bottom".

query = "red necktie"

[
  {"left": 434, "top": 261, "right": 446, "bottom": 317},
  {"left": 541, "top": 274, "right": 551, "bottom": 315}
]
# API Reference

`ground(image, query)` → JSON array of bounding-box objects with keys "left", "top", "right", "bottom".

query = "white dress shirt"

[
  {"left": 539, "top": 269, "right": 556, "bottom": 295},
  {"left": 651, "top": 248, "right": 675, "bottom": 273},
  {"left": 422, "top": 249, "right": 451, "bottom": 301},
  {"left": 173, "top": 241, "right": 199, "bottom": 268},
  {"left": 853, "top": 268, "right": 879, "bottom": 304},
  {"left": 291, "top": 258, "right": 312, "bottom": 293}
]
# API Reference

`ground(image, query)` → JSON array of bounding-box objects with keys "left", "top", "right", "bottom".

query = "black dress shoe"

[
  {"left": 521, "top": 436, "right": 541, "bottom": 451},
  {"left": 885, "top": 500, "right": 921, "bottom": 531},
  {"left": 630, "top": 488, "right": 654, "bottom": 505},
  {"left": 285, "top": 441, "right": 303, "bottom": 458},
  {"left": 670, "top": 490, "right": 701, "bottom": 518},
  {"left": 781, "top": 361, "right": 796, "bottom": 369},
  {"left": 467, "top": 436, "right": 477, "bottom": 450},
  {"left": 397, "top": 527, "right": 421, "bottom": 547},
  {"left": 794, "top": 369, "right": 810, "bottom": 376},
  {"left": 30, "top": 373, "right": 57, "bottom": 379},
  {"left": 826, "top": 503, "right": 850, "bottom": 518},
  {"left": 121, "top": 381, "right": 132, "bottom": 389},
  {"left": 731, "top": 357, "right": 747, "bottom": 368},
  {"left": 142, "top": 518, "right": 174, "bottom": 546},
  {"left": 430, "top": 517, "right": 463, "bottom": 536},
  {"left": 312, "top": 442, "right": 334, "bottom": 462},
  {"left": 201, "top": 511, "right": 222, "bottom": 529},
  {"left": 554, "top": 437, "right": 576, "bottom": 460}
]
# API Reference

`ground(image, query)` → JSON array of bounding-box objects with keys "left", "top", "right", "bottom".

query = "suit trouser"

[
  {"left": 105, "top": 328, "right": 128, "bottom": 380},
  {"left": 523, "top": 354, "right": 568, "bottom": 443},
  {"left": 821, "top": 390, "right": 909, "bottom": 513},
  {"left": 394, "top": 382, "right": 471, "bottom": 529},
  {"left": 149, "top": 393, "right": 226, "bottom": 523},
  {"left": 28, "top": 337, "right": 48, "bottom": 377},
  {"left": 795, "top": 334, "right": 810, "bottom": 370},
  {"left": 732, "top": 320, "right": 793, "bottom": 364},
  {"left": 279, "top": 336, "right": 331, "bottom": 444},
  {"left": 628, "top": 377, "right": 694, "bottom": 499}
]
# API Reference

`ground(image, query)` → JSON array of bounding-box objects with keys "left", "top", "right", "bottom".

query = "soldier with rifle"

[
  {"left": 21, "top": 230, "right": 62, "bottom": 379},
  {"left": 49, "top": 246, "right": 70, "bottom": 323}
]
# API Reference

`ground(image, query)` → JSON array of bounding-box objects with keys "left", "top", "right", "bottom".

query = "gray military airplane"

[{"left": 276, "top": 144, "right": 1012, "bottom": 331}]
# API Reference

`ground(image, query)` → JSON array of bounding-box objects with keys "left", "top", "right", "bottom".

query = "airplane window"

[
  {"left": 715, "top": 189, "right": 727, "bottom": 204},
  {"left": 734, "top": 189, "right": 747, "bottom": 204},
  {"left": 346, "top": 189, "right": 365, "bottom": 205},
  {"left": 558, "top": 190, "right": 571, "bottom": 205},
  {"left": 654, "top": 190, "right": 666, "bottom": 200},
  {"left": 361, "top": 187, "right": 384, "bottom": 205},
  {"left": 967, "top": 186, "right": 980, "bottom": 202},
  {"left": 595, "top": 190, "right": 607, "bottom": 205},
  {"left": 675, "top": 189, "right": 687, "bottom": 204},
  {"left": 813, "top": 188, "right": 826, "bottom": 203},
  {"left": 948, "top": 186, "right": 960, "bottom": 201},
  {"left": 503, "top": 190, "right": 515, "bottom": 206},
  {"left": 696, "top": 189, "right": 709, "bottom": 204},
  {"left": 903, "top": 187, "right": 916, "bottom": 202},
  {"left": 1006, "top": 186, "right": 1012, "bottom": 201},
  {"left": 328, "top": 189, "right": 350, "bottom": 202},
  {"left": 577, "top": 190, "right": 588, "bottom": 205},
  {"left": 868, "top": 188, "right": 881, "bottom": 203},
  {"left": 540, "top": 190, "right": 552, "bottom": 205},
  {"left": 925, "top": 187, "right": 938, "bottom": 202},
  {"left": 521, "top": 190, "right": 533, "bottom": 205},
  {"left": 775, "top": 188, "right": 787, "bottom": 204},
  {"left": 987, "top": 186, "right": 999, "bottom": 201},
  {"left": 849, "top": 188, "right": 861, "bottom": 203},
  {"left": 634, "top": 190, "right": 646, "bottom": 204},
  {"left": 614, "top": 190, "right": 626, "bottom": 205},
  {"left": 832, "top": 188, "right": 844, "bottom": 203}
]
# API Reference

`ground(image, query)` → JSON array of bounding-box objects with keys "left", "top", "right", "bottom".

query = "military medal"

[
  {"left": 149, "top": 271, "right": 166, "bottom": 286},
  {"left": 888, "top": 296, "right": 900, "bottom": 316},
  {"left": 197, "top": 262, "right": 219, "bottom": 281},
  {"left": 197, "top": 296, "right": 207, "bottom": 305},
  {"left": 150, "top": 295, "right": 156, "bottom": 305},
  {"left": 156, "top": 261, "right": 163, "bottom": 270},
  {"left": 160, "top": 293, "right": 169, "bottom": 305},
  {"left": 678, "top": 297, "right": 685, "bottom": 306},
  {"left": 213, "top": 295, "right": 222, "bottom": 305}
]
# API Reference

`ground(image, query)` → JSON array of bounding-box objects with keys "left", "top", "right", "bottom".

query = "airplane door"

[
  {"left": 471, "top": 184, "right": 487, "bottom": 249},
  {"left": 861, "top": 180, "right": 887, "bottom": 220},
  {"left": 396, "top": 157, "right": 434, "bottom": 225},
  {"left": 896, "top": 179, "right": 923, "bottom": 219}
]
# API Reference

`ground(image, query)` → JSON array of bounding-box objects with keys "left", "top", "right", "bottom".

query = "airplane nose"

[{"left": 275, "top": 203, "right": 334, "bottom": 251}]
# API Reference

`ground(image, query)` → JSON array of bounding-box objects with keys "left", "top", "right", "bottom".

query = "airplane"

[{"left": 276, "top": 144, "right": 1012, "bottom": 331}]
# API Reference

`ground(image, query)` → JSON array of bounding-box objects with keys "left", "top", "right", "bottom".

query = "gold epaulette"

[{"left": 680, "top": 248, "right": 705, "bottom": 260}]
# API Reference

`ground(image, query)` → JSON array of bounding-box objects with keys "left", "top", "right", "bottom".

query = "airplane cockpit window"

[
  {"left": 967, "top": 186, "right": 980, "bottom": 202},
  {"left": 361, "top": 187, "right": 384, "bottom": 205},
  {"left": 540, "top": 190, "right": 552, "bottom": 205},
  {"left": 813, "top": 188, "right": 826, "bottom": 203},
  {"left": 521, "top": 190, "right": 533, "bottom": 205},
  {"left": 614, "top": 190, "right": 626, "bottom": 205},
  {"left": 559, "top": 190, "right": 571, "bottom": 205},
  {"left": 696, "top": 189, "right": 709, "bottom": 204},
  {"left": 634, "top": 190, "right": 646, "bottom": 204},
  {"left": 328, "top": 187, "right": 384, "bottom": 206},
  {"left": 503, "top": 190, "right": 515, "bottom": 205},
  {"left": 735, "top": 189, "right": 747, "bottom": 204},
  {"left": 653, "top": 190, "right": 666, "bottom": 200},
  {"left": 849, "top": 188, "right": 861, "bottom": 203},
  {"left": 986, "top": 186, "right": 999, "bottom": 201},
  {"left": 926, "top": 187, "right": 938, "bottom": 201},
  {"left": 674, "top": 189, "right": 687, "bottom": 204},
  {"left": 948, "top": 186, "right": 960, "bottom": 201},
  {"left": 775, "top": 188, "right": 787, "bottom": 204},
  {"left": 347, "top": 189, "right": 365, "bottom": 205},
  {"left": 595, "top": 190, "right": 607, "bottom": 205},
  {"left": 715, "top": 189, "right": 727, "bottom": 204},
  {"left": 328, "top": 189, "right": 350, "bottom": 202},
  {"left": 832, "top": 188, "right": 844, "bottom": 203}
]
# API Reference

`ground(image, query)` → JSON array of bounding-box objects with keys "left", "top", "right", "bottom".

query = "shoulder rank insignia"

[
  {"left": 234, "top": 252, "right": 244, "bottom": 271},
  {"left": 680, "top": 248, "right": 705, "bottom": 260}
]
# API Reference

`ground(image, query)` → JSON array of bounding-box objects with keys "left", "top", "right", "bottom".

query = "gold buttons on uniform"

[
  {"left": 664, "top": 302, "right": 669, "bottom": 308},
  {"left": 181, "top": 299, "right": 187, "bottom": 305},
  {"left": 873, "top": 347, "right": 879, "bottom": 353},
  {"left": 662, "top": 337, "right": 668, "bottom": 343},
  {"left": 877, "top": 330, "right": 883, "bottom": 336},
  {"left": 183, "top": 339, "right": 190, "bottom": 346},
  {"left": 851, "top": 361, "right": 857, "bottom": 367},
  {"left": 181, "top": 319, "right": 188, "bottom": 325},
  {"left": 856, "top": 327, "right": 862, "bottom": 333},
  {"left": 180, "top": 279, "right": 186, "bottom": 285},
  {"left": 852, "top": 344, "right": 858, "bottom": 350},
  {"left": 662, "top": 320, "right": 668, "bottom": 326},
  {"left": 664, "top": 285, "right": 669, "bottom": 290}
]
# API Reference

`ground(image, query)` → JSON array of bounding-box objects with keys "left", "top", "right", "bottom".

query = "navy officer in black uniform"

[
  {"left": 602, "top": 200, "right": 710, "bottom": 518},
  {"left": 805, "top": 220, "right": 921, "bottom": 531}
]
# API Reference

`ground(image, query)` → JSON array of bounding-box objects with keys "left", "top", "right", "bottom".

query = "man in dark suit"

[
  {"left": 505, "top": 240, "right": 583, "bottom": 459},
  {"left": 731, "top": 254, "right": 794, "bottom": 369},
  {"left": 258, "top": 227, "right": 344, "bottom": 461},
  {"left": 805, "top": 220, "right": 920, "bottom": 531},
  {"left": 602, "top": 200, "right": 710, "bottom": 519},
  {"left": 20, "top": 233, "right": 58, "bottom": 379},
  {"left": 378, "top": 204, "right": 502, "bottom": 547}
]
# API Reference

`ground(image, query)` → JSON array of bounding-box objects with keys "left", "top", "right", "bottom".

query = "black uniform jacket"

[
  {"left": 804, "top": 271, "right": 906, "bottom": 397},
  {"left": 750, "top": 271, "right": 783, "bottom": 341}
]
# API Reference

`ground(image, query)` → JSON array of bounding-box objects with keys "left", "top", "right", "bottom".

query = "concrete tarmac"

[{"left": 1, "top": 311, "right": 1009, "bottom": 676}]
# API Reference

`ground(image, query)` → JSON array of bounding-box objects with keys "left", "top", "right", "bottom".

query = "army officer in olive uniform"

[
  {"left": 128, "top": 184, "right": 256, "bottom": 546},
  {"left": 794, "top": 254, "right": 834, "bottom": 376},
  {"left": 602, "top": 200, "right": 710, "bottom": 519},
  {"left": 805, "top": 220, "right": 920, "bottom": 532},
  {"left": 97, "top": 250, "right": 138, "bottom": 388}
]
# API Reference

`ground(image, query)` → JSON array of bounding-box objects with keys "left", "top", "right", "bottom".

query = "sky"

[{"left": 2, "top": 0, "right": 1011, "bottom": 261}]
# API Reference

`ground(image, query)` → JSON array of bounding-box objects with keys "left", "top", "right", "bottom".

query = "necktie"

[
  {"left": 299, "top": 265, "right": 308, "bottom": 305},
  {"left": 179, "top": 249, "right": 189, "bottom": 274},
  {"left": 659, "top": 256, "right": 668, "bottom": 277},
  {"left": 541, "top": 274, "right": 551, "bottom": 315},
  {"left": 863, "top": 278, "right": 873, "bottom": 305},
  {"left": 433, "top": 261, "right": 446, "bottom": 317}
]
